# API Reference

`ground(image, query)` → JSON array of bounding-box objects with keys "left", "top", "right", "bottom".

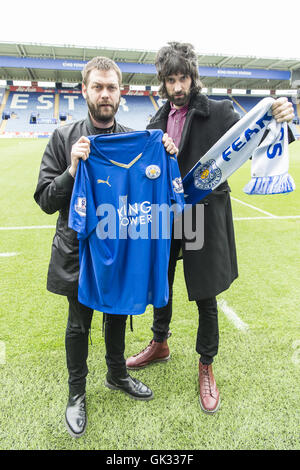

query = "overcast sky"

[{"left": 1, "top": 0, "right": 300, "bottom": 60}]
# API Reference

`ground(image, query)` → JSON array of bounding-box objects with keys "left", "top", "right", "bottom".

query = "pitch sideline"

[
  {"left": 0, "top": 252, "right": 19, "bottom": 257},
  {"left": 231, "top": 196, "right": 276, "bottom": 217},
  {"left": 218, "top": 299, "right": 249, "bottom": 332},
  {"left": 1, "top": 214, "right": 300, "bottom": 231}
]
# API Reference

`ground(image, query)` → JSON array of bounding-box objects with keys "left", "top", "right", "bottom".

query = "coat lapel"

[
  {"left": 178, "top": 94, "right": 210, "bottom": 155},
  {"left": 147, "top": 92, "right": 210, "bottom": 138}
]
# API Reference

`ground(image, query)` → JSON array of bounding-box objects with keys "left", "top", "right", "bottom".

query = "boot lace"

[
  {"left": 132, "top": 340, "right": 154, "bottom": 357},
  {"left": 201, "top": 365, "right": 212, "bottom": 396}
]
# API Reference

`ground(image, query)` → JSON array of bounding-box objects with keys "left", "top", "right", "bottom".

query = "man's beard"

[
  {"left": 86, "top": 94, "right": 120, "bottom": 124},
  {"left": 167, "top": 90, "right": 190, "bottom": 107}
]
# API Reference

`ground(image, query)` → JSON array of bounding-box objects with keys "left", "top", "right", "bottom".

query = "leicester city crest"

[
  {"left": 146, "top": 165, "right": 161, "bottom": 179},
  {"left": 75, "top": 197, "right": 86, "bottom": 217},
  {"left": 193, "top": 159, "right": 222, "bottom": 190}
]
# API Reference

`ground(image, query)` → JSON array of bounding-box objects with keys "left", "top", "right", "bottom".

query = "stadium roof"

[{"left": 1, "top": 41, "right": 300, "bottom": 90}]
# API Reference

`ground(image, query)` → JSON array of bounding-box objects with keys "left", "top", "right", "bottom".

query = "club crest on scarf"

[{"left": 193, "top": 159, "right": 222, "bottom": 190}]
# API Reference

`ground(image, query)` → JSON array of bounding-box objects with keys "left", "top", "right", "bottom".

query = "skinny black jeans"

[
  {"left": 65, "top": 296, "right": 128, "bottom": 396},
  {"left": 152, "top": 237, "right": 219, "bottom": 365}
]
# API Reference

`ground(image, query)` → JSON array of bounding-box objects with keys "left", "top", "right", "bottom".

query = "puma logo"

[{"left": 97, "top": 176, "right": 111, "bottom": 187}]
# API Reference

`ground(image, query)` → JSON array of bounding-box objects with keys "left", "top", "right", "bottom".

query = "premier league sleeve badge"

[
  {"left": 75, "top": 197, "right": 87, "bottom": 217},
  {"left": 172, "top": 177, "right": 184, "bottom": 193}
]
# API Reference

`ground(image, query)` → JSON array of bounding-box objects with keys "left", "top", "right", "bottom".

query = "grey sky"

[{"left": 1, "top": 0, "right": 299, "bottom": 60}]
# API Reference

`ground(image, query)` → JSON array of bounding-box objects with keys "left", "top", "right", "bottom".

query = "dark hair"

[
  {"left": 82, "top": 56, "right": 122, "bottom": 86},
  {"left": 155, "top": 42, "right": 203, "bottom": 98}
]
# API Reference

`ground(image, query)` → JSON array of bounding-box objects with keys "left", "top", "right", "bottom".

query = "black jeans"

[
  {"left": 65, "top": 296, "right": 128, "bottom": 396},
  {"left": 152, "top": 237, "right": 219, "bottom": 365}
]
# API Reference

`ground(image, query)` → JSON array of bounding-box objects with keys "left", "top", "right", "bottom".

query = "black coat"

[
  {"left": 147, "top": 93, "right": 240, "bottom": 300},
  {"left": 34, "top": 115, "right": 132, "bottom": 296}
]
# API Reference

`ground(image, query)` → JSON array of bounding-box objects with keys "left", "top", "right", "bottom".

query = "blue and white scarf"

[{"left": 183, "top": 97, "right": 295, "bottom": 206}]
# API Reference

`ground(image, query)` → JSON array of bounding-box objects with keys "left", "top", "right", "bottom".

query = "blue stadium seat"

[
  {"left": 0, "top": 87, "right": 6, "bottom": 105},
  {"left": 3, "top": 91, "right": 57, "bottom": 133},
  {"left": 59, "top": 92, "right": 87, "bottom": 122},
  {"left": 116, "top": 95, "right": 158, "bottom": 130},
  {"left": 0, "top": 90, "right": 299, "bottom": 139}
]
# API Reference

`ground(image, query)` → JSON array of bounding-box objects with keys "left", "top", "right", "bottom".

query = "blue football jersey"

[{"left": 69, "top": 129, "right": 185, "bottom": 315}]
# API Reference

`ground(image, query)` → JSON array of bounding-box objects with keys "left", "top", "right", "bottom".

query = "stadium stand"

[
  {"left": 116, "top": 95, "right": 158, "bottom": 130},
  {"left": 0, "top": 87, "right": 299, "bottom": 138},
  {"left": 1, "top": 42, "right": 299, "bottom": 138},
  {"left": 207, "top": 95, "right": 261, "bottom": 116},
  {"left": 58, "top": 91, "right": 86, "bottom": 123},
  {"left": 152, "top": 95, "right": 167, "bottom": 110},
  {"left": 0, "top": 87, "right": 6, "bottom": 107},
  {"left": 1, "top": 89, "right": 57, "bottom": 135},
  {"left": 207, "top": 95, "right": 300, "bottom": 138}
]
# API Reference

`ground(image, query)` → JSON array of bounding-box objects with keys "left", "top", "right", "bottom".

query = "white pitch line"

[
  {"left": 0, "top": 252, "right": 19, "bottom": 257},
  {"left": 0, "top": 215, "right": 299, "bottom": 231},
  {"left": 231, "top": 196, "right": 276, "bottom": 218},
  {"left": 234, "top": 215, "right": 300, "bottom": 220},
  {"left": 218, "top": 299, "right": 249, "bottom": 332},
  {"left": 0, "top": 225, "right": 55, "bottom": 230}
]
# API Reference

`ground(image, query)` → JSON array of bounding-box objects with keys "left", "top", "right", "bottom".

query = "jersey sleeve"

[
  {"left": 68, "top": 159, "right": 98, "bottom": 240},
  {"left": 168, "top": 154, "right": 185, "bottom": 213}
]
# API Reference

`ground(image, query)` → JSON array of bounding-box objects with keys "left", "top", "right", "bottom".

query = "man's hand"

[
  {"left": 69, "top": 136, "right": 90, "bottom": 178},
  {"left": 162, "top": 133, "right": 178, "bottom": 155},
  {"left": 272, "top": 97, "right": 294, "bottom": 123}
]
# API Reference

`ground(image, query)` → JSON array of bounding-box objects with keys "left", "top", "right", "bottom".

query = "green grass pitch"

[{"left": 0, "top": 138, "right": 299, "bottom": 450}]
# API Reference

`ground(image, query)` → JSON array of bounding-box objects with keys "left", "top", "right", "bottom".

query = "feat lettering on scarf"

[{"left": 182, "top": 97, "right": 295, "bottom": 206}]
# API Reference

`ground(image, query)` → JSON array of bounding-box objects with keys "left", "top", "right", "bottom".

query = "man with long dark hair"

[{"left": 126, "top": 42, "right": 294, "bottom": 413}]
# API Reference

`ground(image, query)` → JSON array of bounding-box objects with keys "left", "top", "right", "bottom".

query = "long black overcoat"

[{"left": 147, "top": 93, "right": 240, "bottom": 300}]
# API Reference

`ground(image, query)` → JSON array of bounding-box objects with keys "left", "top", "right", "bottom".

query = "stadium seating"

[
  {"left": 207, "top": 95, "right": 261, "bottom": 116},
  {"left": 58, "top": 92, "right": 86, "bottom": 123},
  {"left": 2, "top": 90, "right": 57, "bottom": 134},
  {"left": 0, "top": 88, "right": 299, "bottom": 139},
  {"left": 232, "top": 96, "right": 261, "bottom": 114},
  {"left": 207, "top": 95, "right": 300, "bottom": 139},
  {"left": 116, "top": 95, "right": 158, "bottom": 130},
  {"left": 0, "top": 87, "right": 5, "bottom": 105}
]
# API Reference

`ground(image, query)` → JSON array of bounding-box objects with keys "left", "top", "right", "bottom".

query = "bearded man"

[
  {"left": 34, "top": 56, "right": 177, "bottom": 437},
  {"left": 126, "top": 42, "right": 295, "bottom": 413}
]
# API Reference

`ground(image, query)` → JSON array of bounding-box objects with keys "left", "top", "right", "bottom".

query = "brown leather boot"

[
  {"left": 126, "top": 339, "right": 170, "bottom": 369},
  {"left": 198, "top": 361, "right": 220, "bottom": 413}
]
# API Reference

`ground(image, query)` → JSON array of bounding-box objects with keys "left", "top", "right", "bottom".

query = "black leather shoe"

[
  {"left": 105, "top": 373, "right": 153, "bottom": 401},
  {"left": 65, "top": 393, "right": 87, "bottom": 438}
]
